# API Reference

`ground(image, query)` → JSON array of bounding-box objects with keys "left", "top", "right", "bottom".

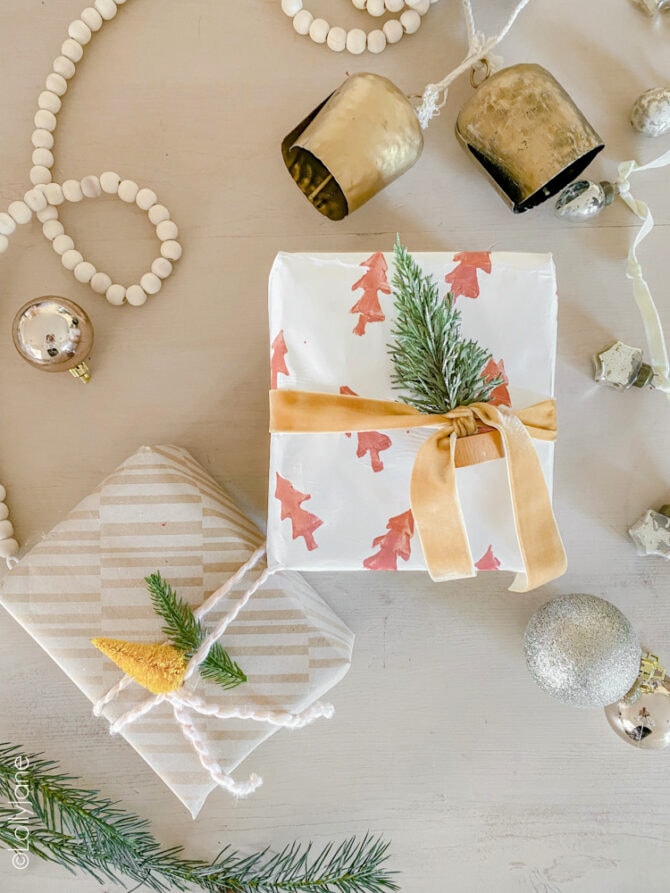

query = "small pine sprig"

[
  {"left": 145, "top": 572, "right": 246, "bottom": 690},
  {"left": 389, "top": 237, "right": 503, "bottom": 414},
  {"left": 0, "top": 743, "right": 398, "bottom": 893}
]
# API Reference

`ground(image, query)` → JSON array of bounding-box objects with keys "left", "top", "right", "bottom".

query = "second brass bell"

[{"left": 456, "top": 63, "right": 604, "bottom": 213}]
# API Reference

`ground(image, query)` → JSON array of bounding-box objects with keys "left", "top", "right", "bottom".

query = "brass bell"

[
  {"left": 456, "top": 63, "right": 604, "bottom": 213},
  {"left": 12, "top": 296, "right": 94, "bottom": 382},
  {"left": 282, "top": 72, "right": 424, "bottom": 221}
]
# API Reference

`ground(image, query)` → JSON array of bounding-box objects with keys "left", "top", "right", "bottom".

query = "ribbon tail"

[
  {"left": 410, "top": 430, "right": 475, "bottom": 582},
  {"left": 490, "top": 409, "right": 567, "bottom": 592}
]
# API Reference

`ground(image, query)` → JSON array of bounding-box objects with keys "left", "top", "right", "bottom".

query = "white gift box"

[
  {"left": 0, "top": 445, "right": 354, "bottom": 817},
  {"left": 267, "top": 250, "right": 558, "bottom": 577}
]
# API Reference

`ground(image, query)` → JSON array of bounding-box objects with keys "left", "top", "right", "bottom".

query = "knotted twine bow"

[{"left": 270, "top": 390, "right": 566, "bottom": 592}]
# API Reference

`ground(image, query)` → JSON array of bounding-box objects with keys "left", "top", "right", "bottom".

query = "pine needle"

[
  {"left": 145, "top": 572, "right": 247, "bottom": 690},
  {"left": 389, "top": 237, "right": 502, "bottom": 414},
  {"left": 0, "top": 744, "right": 398, "bottom": 893}
]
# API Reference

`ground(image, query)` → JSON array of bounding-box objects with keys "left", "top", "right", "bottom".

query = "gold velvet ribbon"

[{"left": 269, "top": 390, "right": 566, "bottom": 592}]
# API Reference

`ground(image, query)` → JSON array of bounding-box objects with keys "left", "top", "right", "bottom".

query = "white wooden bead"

[
  {"left": 161, "top": 240, "right": 182, "bottom": 261},
  {"left": 156, "top": 219, "right": 178, "bottom": 241},
  {"left": 309, "top": 18, "right": 329, "bottom": 43},
  {"left": 45, "top": 73, "right": 67, "bottom": 98},
  {"left": 90, "top": 271, "right": 112, "bottom": 294},
  {"left": 136, "top": 187, "right": 157, "bottom": 210},
  {"left": 53, "top": 56, "right": 76, "bottom": 79},
  {"left": 44, "top": 183, "right": 64, "bottom": 205},
  {"left": 0, "top": 486, "right": 6, "bottom": 501},
  {"left": 400, "top": 9, "right": 421, "bottom": 32},
  {"left": 118, "top": 179, "right": 139, "bottom": 202},
  {"left": 74, "top": 261, "right": 96, "bottom": 283},
  {"left": 34, "top": 109, "right": 57, "bottom": 132},
  {"left": 62, "top": 249, "right": 84, "bottom": 270},
  {"left": 281, "top": 0, "right": 303, "bottom": 14},
  {"left": 106, "top": 284, "right": 126, "bottom": 305},
  {"left": 32, "top": 147, "right": 54, "bottom": 167},
  {"left": 80, "top": 175, "right": 102, "bottom": 198},
  {"left": 383, "top": 19, "right": 404, "bottom": 42},
  {"left": 8, "top": 202, "right": 32, "bottom": 225},
  {"left": 32, "top": 129, "right": 54, "bottom": 149},
  {"left": 346, "top": 28, "right": 367, "bottom": 54},
  {"left": 24, "top": 188, "right": 48, "bottom": 212},
  {"left": 0, "top": 213, "right": 16, "bottom": 235},
  {"left": 385, "top": 0, "right": 405, "bottom": 10},
  {"left": 0, "top": 539, "right": 19, "bottom": 559},
  {"left": 30, "top": 165, "right": 52, "bottom": 186},
  {"left": 43, "top": 220, "right": 65, "bottom": 240},
  {"left": 367, "top": 29, "right": 387, "bottom": 53},
  {"left": 0, "top": 504, "right": 8, "bottom": 521},
  {"left": 37, "top": 205, "right": 58, "bottom": 222},
  {"left": 151, "top": 257, "right": 172, "bottom": 279},
  {"left": 38, "top": 91, "right": 62, "bottom": 114},
  {"left": 0, "top": 235, "right": 8, "bottom": 254},
  {"left": 140, "top": 272, "right": 162, "bottom": 295},
  {"left": 126, "top": 284, "right": 147, "bottom": 306},
  {"left": 62, "top": 179, "right": 84, "bottom": 202},
  {"left": 326, "top": 26, "right": 347, "bottom": 52},
  {"left": 407, "top": 0, "right": 430, "bottom": 13},
  {"left": 0, "top": 520, "right": 14, "bottom": 540},
  {"left": 68, "top": 20, "right": 92, "bottom": 44},
  {"left": 81, "top": 7, "right": 104, "bottom": 30},
  {"left": 94, "top": 0, "right": 118, "bottom": 20},
  {"left": 61, "top": 38, "right": 84, "bottom": 62},
  {"left": 52, "top": 234, "right": 75, "bottom": 255},
  {"left": 293, "top": 10, "right": 313, "bottom": 34},
  {"left": 100, "top": 171, "right": 121, "bottom": 193},
  {"left": 367, "top": 0, "right": 386, "bottom": 15},
  {"left": 148, "top": 203, "right": 170, "bottom": 224},
  {"left": 352, "top": 0, "right": 367, "bottom": 8}
]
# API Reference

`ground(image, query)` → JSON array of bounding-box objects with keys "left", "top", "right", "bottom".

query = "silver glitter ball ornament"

[
  {"left": 605, "top": 676, "right": 670, "bottom": 749},
  {"left": 524, "top": 594, "right": 641, "bottom": 708},
  {"left": 12, "top": 296, "right": 94, "bottom": 382}
]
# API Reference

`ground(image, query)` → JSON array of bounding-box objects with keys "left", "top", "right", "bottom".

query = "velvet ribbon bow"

[{"left": 269, "top": 390, "right": 566, "bottom": 592}]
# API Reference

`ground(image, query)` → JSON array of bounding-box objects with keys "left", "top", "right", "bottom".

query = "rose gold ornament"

[{"left": 12, "top": 296, "right": 94, "bottom": 382}]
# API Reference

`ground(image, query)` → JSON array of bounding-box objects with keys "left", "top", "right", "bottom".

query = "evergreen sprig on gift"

[
  {"left": 0, "top": 743, "right": 398, "bottom": 893},
  {"left": 145, "top": 572, "right": 247, "bottom": 690},
  {"left": 389, "top": 238, "right": 503, "bottom": 414}
]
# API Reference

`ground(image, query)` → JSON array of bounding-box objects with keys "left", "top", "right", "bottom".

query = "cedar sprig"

[
  {"left": 0, "top": 743, "right": 398, "bottom": 892},
  {"left": 145, "top": 572, "right": 246, "bottom": 690},
  {"left": 389, "top": 237, "right": 503, "bottom": 414}
]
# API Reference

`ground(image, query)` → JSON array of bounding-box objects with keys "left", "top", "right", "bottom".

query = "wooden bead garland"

[
  {"left": 281, "top": 0, "right": 439, "bottom": 53},
  {"left": 0, "top": 0, "right": 182, "bottom": 306},
  {"left": 0, "top": 486, "right": 19, "bottom": 563}
]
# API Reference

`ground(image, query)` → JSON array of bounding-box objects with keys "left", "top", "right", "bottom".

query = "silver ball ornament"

[
  {"left": 12, "top": 296, "right": 94, "bottom": 382},
  {"left": 524, "top": 594, "right": 641, "bottom": 708}
]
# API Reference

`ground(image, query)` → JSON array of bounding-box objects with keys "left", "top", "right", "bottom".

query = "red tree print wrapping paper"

[{"left": 267, "top": 252, "right": 558, "bottom": 577}]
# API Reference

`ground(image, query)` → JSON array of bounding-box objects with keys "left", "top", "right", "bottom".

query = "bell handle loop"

[{"left": 469, "top": 57, "right": 491, "bottom": 89}]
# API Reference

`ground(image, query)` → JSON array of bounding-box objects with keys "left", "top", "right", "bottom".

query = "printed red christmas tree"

[
  {"left": 340, "top": 386, "right": 392, "bottom": 472},
  {"left": 350, "top": 252, "right": 391, "bottom": 336},
  {"left": 275, "top": 473, "right": 323, "bottom": 551},
  {"left": 475, "top": 545, "right": 501, "bottom": 571},
  {"left": 363, "top": 510, "right": 414, "bottom": 570},
  {"left": 270, "top": 330, "right": 289, "bottom": 389},
  {"left": 445, "top": 252, "right": 492, "bottom": 300},
  {"left": 481, "top": 357, "right": 511, "bottom": 406}
]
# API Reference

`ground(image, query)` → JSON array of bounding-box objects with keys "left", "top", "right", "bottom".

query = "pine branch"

[
  {"left": 145, "top": 572, "right": 247, "bottom": 690},
  {"left": 0, "top": 744, "right": 398, "bottom": 893},
  {"left": 389, "top": 237, "right": 503, "bottom": 414}
]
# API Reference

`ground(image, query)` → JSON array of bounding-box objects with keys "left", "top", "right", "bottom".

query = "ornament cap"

[
  {"left": 69, "top": 362, "right": 91, "bottom": 383},
  {"left": 282, "top": 72, "right": 423, "bottom": 221},
  {"left": 456, "top": 63, "right": 604, "bottom": 213}
]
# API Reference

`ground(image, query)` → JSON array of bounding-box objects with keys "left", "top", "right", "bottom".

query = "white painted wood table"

[{"left": 1, "top": 1, "right": 669, "bottom": 890}]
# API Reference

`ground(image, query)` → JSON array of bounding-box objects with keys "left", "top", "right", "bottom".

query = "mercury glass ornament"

[
  {"left": 631, "top": 87, "right": 670, "bottom": 138},
  {"left": 593, "top": 340, "right": 653, "bottom": 390},
  {"left": 555, "top": 179, "right": 617, "bottom": 220},
  {"left": 12, "top": 296, "right": 93, "bottom": 382},
  {"left": 605, "top": 654, "right": 670, "bottom": 749},
  {"left": 524, "top": 594, "right": 641, "bottom": 708},
  {"left": 629, "top": 506, "right": 670, "bottom": 558},
  {"left": 632, "top": 0, "right": 670, "bottom": 15}
]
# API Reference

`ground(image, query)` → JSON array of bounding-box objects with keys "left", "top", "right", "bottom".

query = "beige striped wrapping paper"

[{"left": 0, "top": 445, "right": 354, "bottom": 818}]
